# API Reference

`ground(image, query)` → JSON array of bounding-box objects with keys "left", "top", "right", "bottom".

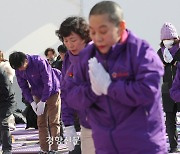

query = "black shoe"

[
  {"left": 169, "top": 148, "right": 180, "bottom": 153},
  {"left": 38, "top": 150, "right": 48, "bottom": 154},
  {"left": 48, "top": 150, "right": 58, "bottom": 154}
]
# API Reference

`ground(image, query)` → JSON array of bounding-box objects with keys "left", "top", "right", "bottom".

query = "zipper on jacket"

[
  {"left": 171, "top": 65, "right": 173, "bottom": 81},
  {"left": 107, "top": 97, "right": 119, "bottom": 153},
  {"left": 103, "top": 59, "right": 119, "bottom": 153},
  {"left": 171, "top": 65, "right": 177, "bottom": 104}
]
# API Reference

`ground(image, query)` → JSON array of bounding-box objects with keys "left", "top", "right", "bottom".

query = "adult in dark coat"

[
  {"left": 157, "top": 22, "right": 180, "bottom": 153},
  {"left": 44, "top": 47, "right": 62, "bottom": 70},
  {"left": 0, "top": 67, "right": 16, "bottom": 154},
  {"left": 57, "top": 44, "right": 67, "bottom": 71}
]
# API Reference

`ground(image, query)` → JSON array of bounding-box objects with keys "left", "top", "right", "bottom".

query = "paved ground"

[
  {"left": 1, "top": 114, "right": 180, "bottom": 153},
  {"left": 1, "top": 124, "right": 69, "bottom": 154}
]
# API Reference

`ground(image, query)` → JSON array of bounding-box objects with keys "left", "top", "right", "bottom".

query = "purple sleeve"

[
  {"left": 108, "top": 46, "right": 164, "bottom": 106},
  {"left": 170, "top": 63, "right": 180, "bottom": 102},
  {"left": 62, "top": 62, "right": 98, "bottom": 111},
  {"left": 61, "top": 93, "right": 75, "bottom": 126},
  {"left": 16, "top": 71, "right": 33, "bottom": 103},
  {"left": 38, "top": 59, "right": 53, "bottom": 102},
  {"left": 60, "top": 60, "right": 75, "bottom": 126}
]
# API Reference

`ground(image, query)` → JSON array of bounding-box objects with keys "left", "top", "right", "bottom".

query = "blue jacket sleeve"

[
  {"left": 170, "top": 63, "right": 180, "bottom": 102},
  {"left": 108, "top": 45, "right": 164, "bottom": 107},
  {"left": 16, "top": 71, "right": 33, "bottom": 103}
]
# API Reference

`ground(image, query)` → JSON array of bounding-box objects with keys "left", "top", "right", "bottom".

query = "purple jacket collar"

[{"left": 68, "top": 51, "right": 79, "bottom": 65}]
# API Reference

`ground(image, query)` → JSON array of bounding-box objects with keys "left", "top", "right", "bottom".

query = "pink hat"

[{"left": 160, "top": 22, "right": 178, "bottom": 40}]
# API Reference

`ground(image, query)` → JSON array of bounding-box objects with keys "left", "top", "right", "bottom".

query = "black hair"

[
  {"left": 57, "top": 44, "right": 67, "bottom": 53},
  {"left": 56, "top": 16, "right": 91, "bottom": 44},
  {"left": 44, "top": 48, "right": 56, "bottom": 57},
  {"left": 9, "top": 51, "right": 27, "bottom": 70},
  {"left": 89, "top": 1, "right": 123, "bottom": 26}
]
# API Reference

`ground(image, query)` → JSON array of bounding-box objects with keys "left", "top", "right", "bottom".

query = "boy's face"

[
  {"left": 89, "top": 14, "right": 121, "bottom": 54},
  {"left": 18, "top": 59, "right": 28, "bottom": 71},
  {"left": 63, "top": 32, "right": 85, "bottom": 55}
]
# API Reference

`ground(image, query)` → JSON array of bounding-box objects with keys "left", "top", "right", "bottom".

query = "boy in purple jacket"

[
  {"left": 9, "top": 52, "right": 61, "bottom": 154},
  {"left": 62, "top": 1, "right": 167, "bottom": 154}
]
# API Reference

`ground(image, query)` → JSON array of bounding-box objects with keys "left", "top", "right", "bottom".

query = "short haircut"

[
  {"left": 9, "top": 51, "right": 27, "bottom": 69},
  {"left": 89, "top": 1, "right": 124, "bottom": 26},
  {"left": 57, "top": 45, "right": 67, "bottom": 54},
  {"left": 44, "top": 48, "right": 55, "bottom": 56},
  {"left": 56, "top": 16, "right": 91, "bottom": 44}
]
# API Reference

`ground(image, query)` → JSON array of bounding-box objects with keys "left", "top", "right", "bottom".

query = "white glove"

[
  {"left": 36, "top": 101, "right": 46, "bottom": 116},
  {"left": 88, "top": 57, "right": 111, "bottom": 95},
  {"left": 64, "top": 126, "right": 77, "bottom": 151},
  {"left": 163, "top": 48, "right": 173, "bottom": 63},
  {"left": 31, "top": 101, "right": 38, "bottom": 114},
  {"left": 88, "top": 57, "right": 103, "bottom": 95},
  {"left": 89, "top": 70, "right": 103, "bottom": 95}
]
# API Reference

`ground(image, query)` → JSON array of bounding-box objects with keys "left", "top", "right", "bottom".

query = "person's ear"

[
  {"left": 118, "top": 20, "right": 126, "bottom": 37},
  {"left": 81, "top": 39, "right": 85, "bottom": 45},
  {"left": 24, "top": 59, "right": 28, "bottom": 66}
]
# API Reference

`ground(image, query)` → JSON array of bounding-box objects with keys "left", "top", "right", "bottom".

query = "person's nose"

[{"left": 95, "top": 34, "right": 103, "bottom": 43}]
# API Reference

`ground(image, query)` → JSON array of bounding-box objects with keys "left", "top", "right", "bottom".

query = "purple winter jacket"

[
  {"left": 170, "top": 63, "right": 180, "bottom": 102},
  {"left": 63, "top": 31, "right": 167, "bottom": 154},
  {"left": 61, "top": 51, "right": 91, "bottom": 128},
  {"left": 16, "top": 55, "right": 61, "bottom": 103}
]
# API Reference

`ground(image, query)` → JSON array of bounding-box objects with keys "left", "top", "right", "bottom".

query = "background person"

[
  {"left": 157, "top": 22, "right": 180, "bottom": 153},
  {"left": 57, "top": 44, "right": 67, "bottom": 71},
  {"left": 0, "top": 67, "right": 16, "bottom": 154},
  {"left": 44, "top": 47, "right": 62, "bottom": 70},
  {"left": 9, "top": 51, "right": 61, "bottom": 154},
  {"left": 56, "top": 16, "right": 94, "bottom": 154}
]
